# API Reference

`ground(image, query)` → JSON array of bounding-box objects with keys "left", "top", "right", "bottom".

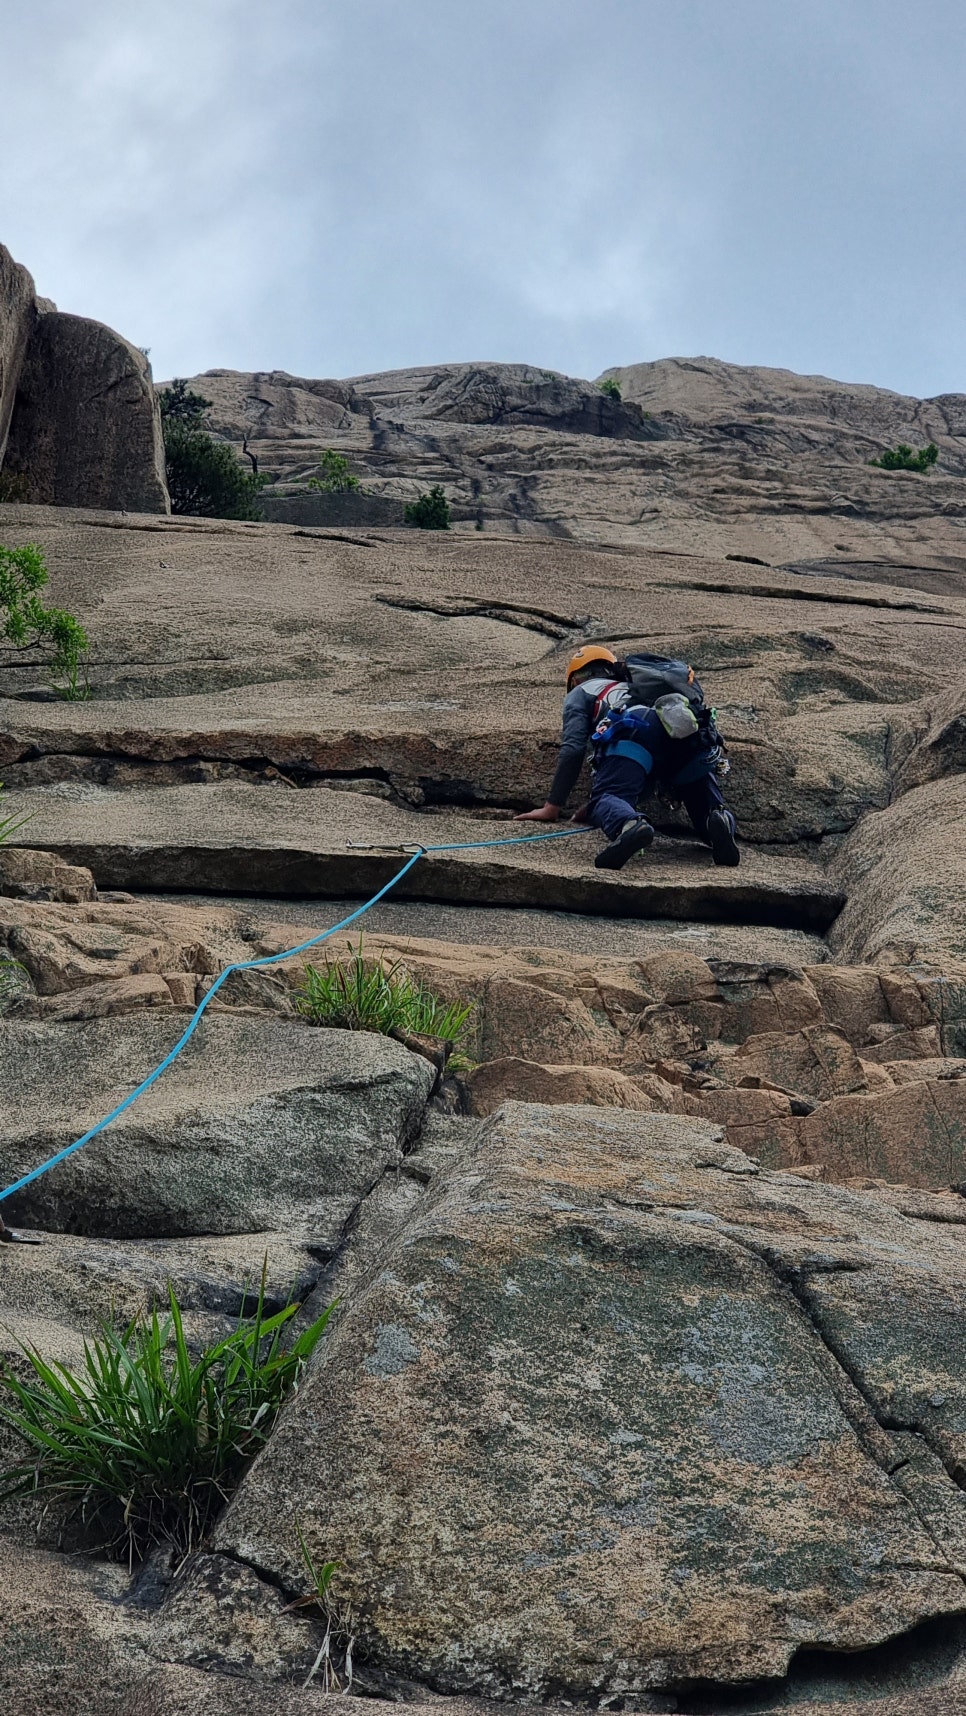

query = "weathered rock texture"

[
  {"left": 1, "top": 344, "right": 966, "bottom": 1713},
  {"left": 0, "top": 243, "right": 36, "bottom": 466},
  {"left": 174, "top": 357, "right": 966, "bottom": 566},
  {"left": 1, "top": 502, "right": 965, "bottom": 959},
  {"left": 0, "top": 240, "right": 168, "bottom": 511},
  {"left": 4, "top": 311, "right": 169, "bottom": 511},
  {"left": 0, "top": 1015, "right": 432, "bottom": 1237},
  {"left": 218, "top": 1102, "right": 966, "bottom": 1700},
  {"left": 3, "top": 887, "right": 966, "bottom": 1191}
]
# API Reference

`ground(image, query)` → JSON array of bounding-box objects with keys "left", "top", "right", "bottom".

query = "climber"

[{"left": 514, "top": 643, "right": 740, "bottom": 871}]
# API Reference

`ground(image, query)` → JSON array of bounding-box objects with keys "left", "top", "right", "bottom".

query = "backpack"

[
  {"left": 623, "top": 652, "right": 705, "bottom": 710},
  {"left": 591, "top": 654, "right": 727, "bottom": 775}
]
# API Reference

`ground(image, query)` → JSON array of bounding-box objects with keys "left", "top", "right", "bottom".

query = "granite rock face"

[
  {"left": 175, "top": 356, "right": 966, "bottom": 563},
  {"left": 4, "top": 311, "right": 168, "bottom": 512},
  {"left": 217, "top": 1102, "right": 966, "bottom": 1700},
  {"left": 0, "top": 242, "right": 36, "bottom": 467},
  {"left": 3, "top": 891, "right": 966, "bottom": 1192},
  {"left": 0, "top": 1015, "right": 433, "bottom": 1237}
]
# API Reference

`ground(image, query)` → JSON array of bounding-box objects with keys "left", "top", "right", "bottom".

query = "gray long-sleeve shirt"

[{"left": 547, "top": 675, "right": 629, "bottom": 807}]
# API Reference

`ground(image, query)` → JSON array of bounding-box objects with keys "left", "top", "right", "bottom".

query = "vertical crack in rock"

[{"left": 723, "top": 1229, "right": 966, "bottom": 1582}]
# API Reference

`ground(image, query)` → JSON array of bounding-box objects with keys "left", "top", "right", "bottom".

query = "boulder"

[
  {"left": 0, "top": 1015, "right": 433, "bottom": 1238},
  {"left": 217, "top": 1103, "right": 966, "bottom": 1700},
  {"left": 0, "top": 1537, "right": 509, "bottom": 1715},
  {"left": 4, "top": 310, "right": 168, "bottom": 512},
  {"left": 724, "top": 1022, "right": 872, "bottom": 1101},
  {"left": 0, "top": 242, "right": 36, "bottom": 466},
  {"left": 464, "top": 1057, "right": 654, "bottom": 1115},
  {"left": 0, "top": 845, "right": 96, "bottom": 904},
  {"left": 796, "top": 1075, "right": 966, "bottom": 1185}
]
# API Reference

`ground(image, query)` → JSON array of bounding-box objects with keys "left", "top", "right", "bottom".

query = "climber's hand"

[{"left": 514, "top": 802, "right": 562, "bottom": 823}]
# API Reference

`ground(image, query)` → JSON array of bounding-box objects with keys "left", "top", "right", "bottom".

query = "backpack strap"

[{"left": 591, "top": 680, "right": 622, "bottom": 724}]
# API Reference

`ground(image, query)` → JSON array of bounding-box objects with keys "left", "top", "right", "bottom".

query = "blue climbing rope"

[{"left": 0, "top": 824, "right": 593, "bottom": 1207}]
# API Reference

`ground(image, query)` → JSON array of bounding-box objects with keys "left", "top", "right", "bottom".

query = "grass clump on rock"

[
  {"left": 404, "top": 485, "right": 451, "bottom": 529},
  {"left": 0, "top": 1270, "right": 334, "bottom": 1564},
  {"left": 598, "top": 376, "right": 622, "bottom": 401},
  {"left": 296, "top": 943, "right": 475, "bottom": 1054},
  {"left": 0, "top": 781, "right": 30, "bottom": 847},
  {"left": 0, "top": 957, "right": 28, "bottom": 1014},
  {"left": 869, "top": 441, "right": 939, "bottom": 472}
]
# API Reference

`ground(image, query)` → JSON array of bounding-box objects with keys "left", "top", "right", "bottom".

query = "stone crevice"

[{"left": 727, "top": 1230, "right": 966, "bottom": 1544}]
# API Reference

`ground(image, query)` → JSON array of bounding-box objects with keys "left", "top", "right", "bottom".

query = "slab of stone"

[
  {"left": 0, "top": 1014, "right": 432, "bottom": 1238},
  {"left": 0, "top": 506, "right": 957, "bottom": 851},
  {"left": 176, "top": 358, "right": 966, "bottom": 570},
  {"left": 217, "top": 1102, "right": 966, "bottom": 1701},
  {"left": 0, "top": 845, "right": 96, "bottom": 903},
  {"left": 159, "top": 890, "right": 832, "bottom": 966},
  {"left": 3, "top": 783, "right": 844, "bottom": 931}
]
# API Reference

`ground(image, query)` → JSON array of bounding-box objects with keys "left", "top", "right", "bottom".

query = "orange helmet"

[{"left": 566, "top": 644, "right": 617, "bottom": 686}]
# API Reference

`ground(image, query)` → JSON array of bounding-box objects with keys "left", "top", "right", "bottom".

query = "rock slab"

[
  {"left": 218, "top": 1102, "right": 966, "bottom": 1699},
  {"left": 0, "top": 1015, "right": 433, "bottom": 1237}
]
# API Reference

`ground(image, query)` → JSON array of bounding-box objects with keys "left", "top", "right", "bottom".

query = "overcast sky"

[{"left": 3, "top": 0, "right": 965, "bottom": 395}]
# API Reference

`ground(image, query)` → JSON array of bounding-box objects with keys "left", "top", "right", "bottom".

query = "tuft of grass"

[
  {"left": 0, "top": 782, "right": 31, "bottom": 848},
  {"left": 0, "top": 957, "right": 28, "bottom": 1015},
  {"left": 0, "top": 1264, "right": 335, "bottom": 1565},
  {"left": 295, "top": 941, "right": 476, "bottom": 1058},
  {"left": 284, "top": 1523, "right": 355, "bottom": 1690},
  {"left": 598, "top": 376, "right": 622, "bottom": 401}
]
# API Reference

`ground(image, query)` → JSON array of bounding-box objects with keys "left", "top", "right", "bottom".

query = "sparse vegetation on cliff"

[
  {"left": 0, "top": 542, "right": 89, "bottom": 698},
  {"left": 869, "top": 441, "right": 939, "bottom": 472},
  {"left": 296, "top": 943, "right": 475, "bottom": 1055},
  {"left": 598, "top": 376, "right": 622, "bottom": 401},
  {"left": 0, "top": 958, "right": 27, "bottom": 1014},
  {"left": 0, "top": 1271, "right": 335, "bottom": 1562},
  {"left": 307, "top": 449, "right": 361, "bottom": 493},
  {"left": 0, "top": 782, "right": 30, "bottom": 848},
  {"left": 159, "top": 380, "right": 267, "bottom": 519},
  {"left": 404, "top": 485, "right": 451, "bottom": 529}
]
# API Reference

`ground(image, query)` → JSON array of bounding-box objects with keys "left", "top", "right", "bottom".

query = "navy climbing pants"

[{"left": 590, "top": 744, "right": 734, "bottom": 844}]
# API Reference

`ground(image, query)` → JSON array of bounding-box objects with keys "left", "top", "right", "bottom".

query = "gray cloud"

[{"left": 2, "top": 0, "right": 964, "bottom": 394}]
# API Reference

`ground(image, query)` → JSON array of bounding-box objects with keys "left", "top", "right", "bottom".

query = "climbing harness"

[{"left": 0, "top": 824, "right": 594, "bottom": 1216}]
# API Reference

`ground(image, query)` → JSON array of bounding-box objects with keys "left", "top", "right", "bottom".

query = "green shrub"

[
  {"left": 0, "top": 1271, "right": 334, "bottom": 1563},
  {"left": 404, "top": 485, "right": 450, "bottom": 529},
  {"left": 869, "top": 442, "right": 939, "bottom": 472},
  {"left": 157, "top": 379, "right": 212, "bottom": 429},
  {"left": 306, "top": 450, "right": 360, "bottom": 493},
  {"left": 296, "top": 942, "right": 475, "bottom": 1054},
  {"left": 0, "top": 543, "right": 89, "bottom": 699},
  {"left": 159, "top": 380, "right": 266, "bottom": 519},
  {"left": 162, "top": 422, "right": 267, "bottom": 519},
  {"left": 598, "top": 376, "right": 622, "bottom": 401}
]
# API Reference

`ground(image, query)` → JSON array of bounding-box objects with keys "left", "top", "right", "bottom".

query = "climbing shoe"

[
  {"left": 594, "top": 817, "right": 654, "bottom": 870},
  {"left": 708, "top": 808, "right": 740, "bottom": 867}
]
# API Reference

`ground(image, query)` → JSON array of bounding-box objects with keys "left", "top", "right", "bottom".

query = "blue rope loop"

[{"left": 0, "top": 823, "right": 594, "bottom": 1206}]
